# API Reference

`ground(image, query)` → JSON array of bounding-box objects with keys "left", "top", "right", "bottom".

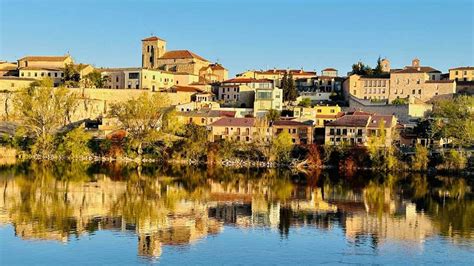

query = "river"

[{"left": 0, "top": 162, "right": 472, "bottom": 265}]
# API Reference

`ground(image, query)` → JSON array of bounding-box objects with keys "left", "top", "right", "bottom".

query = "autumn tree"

[
  {"left": 83, "top": 70, "right": 107, "bottom": 88},
  {"left": 266, "top": 109, "right": 280, "bottom": 122},
  {"left": 57, "top": 127, "right": 92, "bottom": 159},
  {"left": 431, "top": 95, "right": 474, "bottom": 148},
  {"left": 13, "top": 78, "right": 78, "bottom": 155},
  {"left": 271, "top": 131, "right": 293, "bottom": 163},
  {"left": 411, "top": 144, "right": 429, "bottom": 171},
  {"left": 110, "top": 92, "right": 168, "bottom": 159}
]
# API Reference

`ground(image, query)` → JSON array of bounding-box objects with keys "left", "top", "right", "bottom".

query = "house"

[
  {"left": 253, "top": 86, "right": 283, "bottom": 117},
  {"left": 272, "top": 120, "right": 313, "bottom": 145},
  {"left": 237, "top": 68, "right": 316, "bottom": 87},
  {"left": 343, "top": 74, "right": 390, "bottom": 102},
  {"left": 292, "top": 105, "right": 342, "bottom": 128},
  {"left": 176, "top": 109, "right": 236, "bottom": 126},
  {"left": 449, "top": 66, "right": 474, "bottom": 81},
  {"left": 321, "top": 68, "right": 338, "bottom": 77},
  {"left": 324, "top": 112, "right": 397, "bottom": 146},
  {"left": 209, "top": 117, "right": 270, "bottom": 143},
  {"left": 217, "top": 78, "right": 273, "bottom": 108}
]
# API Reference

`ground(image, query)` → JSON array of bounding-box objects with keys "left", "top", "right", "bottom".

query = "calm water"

[{"left": 0, "top": 162, "right": 473, "bottom": 265}]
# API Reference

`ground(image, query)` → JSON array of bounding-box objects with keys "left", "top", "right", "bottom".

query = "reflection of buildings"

[{"left": 0, "top": 169, "right": 465, "bottom": 257}]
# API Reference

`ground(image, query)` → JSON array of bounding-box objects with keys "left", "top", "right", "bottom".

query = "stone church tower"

[
  {"left": 381, "top": 58, "right": 391, "bottom": 72},
  {"left": 141, "top": 36, "right": 167, "bottom": 69}
]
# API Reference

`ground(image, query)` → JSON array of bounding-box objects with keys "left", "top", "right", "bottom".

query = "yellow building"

[
  {"left": 449, "top": 66, "right": 474, "bottom": 81},
  {"left": 176, "top": 109, "right": 236, "bottom": 126},
  {"left": 343, "top": 74, "right": 390, "bottom": 101},
  {"left": 293, "top": 105, "right": 342, "bottom": 128},
  {"left": 0, "top": 76, "right": 36, "bottom": 91},
  {"left": 218, "top": 78, "right": 273, "bottom": 108},
  {"left": 209, "top": 117, "right": 270, "bottom": 143},
  {"left": 100, "top": 68, "right": 177, "bottom": 90},
  {"left": 17, "top": 55, "right": 73, "bottom": 69},
  {"left": 324, "top": 111, "right": 398, "bottom": 147},
  {"left": 141, "top": 36, "right": 227, "bottom": 82},
  {"left": 253, "top": 86, "right": 283, "bottom": 117},
  {"left": 0, "top": 61, "right": 18, "bottom": 76}
]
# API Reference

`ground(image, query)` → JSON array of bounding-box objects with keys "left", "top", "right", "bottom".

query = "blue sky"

[{"left": 1, "top": 0, "right": 473, "bottom": 76}]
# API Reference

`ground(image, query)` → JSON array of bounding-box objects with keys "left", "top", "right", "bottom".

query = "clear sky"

[{"left": 1, "top": 0, "right": 473, "bottom": 76}]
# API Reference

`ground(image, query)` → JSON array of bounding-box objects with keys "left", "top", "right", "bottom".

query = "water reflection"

[{"left": 0, "top": 162, "right": 472, "bottom": 260}]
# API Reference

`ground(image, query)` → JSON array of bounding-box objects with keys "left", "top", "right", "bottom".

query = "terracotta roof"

[
  {"left": 0, "top": 76, "right": 36, "bottom": 81},
  {"left": 20, "top": 67, "right": 63, "bottom": 71},
  {"left": 98, "top": 67, "right": 141, "bottom": 72},
  {"left": 211, "top": 117, "right": 256, "bottom": 127},
  {"left": 449, "top": 66, "right": 474, "bottom": 71},
  {"left": 170, "top": 85, "right": 204, "bottom": 93},
  {"left": 327, "top": 115, "right": 370, "bottom": 127},
  {"left": 142, "top": 36, "right": 166, "bottom": 42},
  {"left": 425, "top": 80, "right": 455, "bottom": 83},
  {"left": 273, "top": 120, "right": 310, "bottom": 127},
  {"left": 19, "top": 56, "right": 70, "bottom": 62},
  {"left": 222, "top": 77, "right": 273, "bottom": 84},
  {"left": 394, "top": 66, "right": 440, "bottom": 74},
  {"left": 456, "top": 81, "right": 474, "bottom": 86},
  {"left": 210, "top": 63, "right": 226, "bottom": 70},
  {"left": 160, "top": 50, "right": 209, "bottom": 62},
  {"left": 367, "top": 115, "right": 394, "bottom": 128},
  {"left": 322, "top": 68, "right": 337, "bottom": 71},
  {"left": 179, "top": 109, "right": 236, "bottom": 118}
]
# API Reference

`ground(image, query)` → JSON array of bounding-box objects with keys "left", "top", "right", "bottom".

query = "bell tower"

[{"left": 141, "top": 36, "right": 167, "bottom": 69}]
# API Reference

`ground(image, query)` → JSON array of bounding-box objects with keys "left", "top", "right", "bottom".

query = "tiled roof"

[
  {"left": 327, "top": 115, "right": 370, "bottom": 127},
  {"left": 179, "top": 109, "right": 236, "bottom": 118},
  {"left": 98, "top": 67, "right": 141, "bottom": 72},
  {"left": 211, "top": 117, "right": 256, "bottom": 127},
  {"left": 394, "top": 66, "right": 441, "bottom": 74},
  {"left": 19, "top": 56, "right": 70, "bottom": 62},
  {"left": 170, "top": 85, "right": 204, "bottom": 93},
  {"left": 273, "top": 120, "right": 310, "bottom": 127},
  {"left": 160, "top": 50, "right": 209, "bottom": 62},
  {"left": 142, "top": 36, "right": 166, "bottom": 42},
  {"left": 425, "top": 80, "right": 455, "bottom": 83},
  {"left": 367, "top": 115, "right": 394, "bottom": 128},
  {"left": 0, "top": 76, "right": 36, "bottom": 81},
  {"left": 210, "top": 63, "right": 226, "bottom": 70},
  {"left": 222, "top": 77, "right": 273, "bottom": 84},
  {"left": 20, "top": 67, "right": 63, "bottom": 71},
  {"left": 322, "top": 68, "right": 337, "bottom": 71},
  {"left": 449, "top": 66, "right": 474, "bottom": 71}
]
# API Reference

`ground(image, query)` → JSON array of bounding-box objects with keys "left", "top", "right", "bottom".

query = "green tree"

[
  {"left": 442, "top": 149, "right": 467, "bottom": 171},
  {"left": 181, "top": 123, "right": 209, "bottom": 160},
  {"left": 110, "top": 92, "right": 168, "bottom": 159},
  {"left": 298, "top": 97, "right": 311, "bottom": 107},
  {"left": 391, "top": 97, "right": 408, "bottom": 105},
  {"left": 57, "top": 127, "right": 92, "bottom": 159},
  {"left": 373, "top": 56, "right": 384, "bottom": 75},
  {"left": 83, "top": 70, "right": 107, "bottom": 88},
  {"left": 63, "top": 63, "right": 81, "bottom": 87},
  {"left": 272, "top": 131, "right": 293, "bottom": 163},
  {"left": 411, "top": 144, "right": 429, "bottom": 171},
  {"left": 266, "top": 109, "right": 280, "bottom": 122},
  {"left": 431, "top": 95, "right": 474, "bottom": 148},
  {"left": 13, "top": 78, "right": 78, "bottom": 156},
  {"left": 351, "top": 61, "right": 373, "bottom": 76}
]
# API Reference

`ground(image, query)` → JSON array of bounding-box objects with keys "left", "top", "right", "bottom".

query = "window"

[
  {"left": 41, "top": 72, "right": 45, "bottom": 77},
  {"left": 116, "top": 77, "right": 119, "bottom": 82},
  {"left": 48, "top": 73, "right": 51, "bottom": 77},
  {"left": 21, "top": 73, "right": 24, "bottom": 77},
  {"left": 418, "top": 89, "right": 421, "bottom": 94},
  {"left": 55, "top": 73, "right": 58, "bottom": 77},
  {"left": 61, "top": 73, "right": 64, "bottom": 77},
  {"left": 412, "top": 89, "right": 415, "bottom": 94},
  {"left": 129, "top": 72, "right": 139, "bottom": 79},
  {"left": 34, "top": 73, "right": 37, "bottom": 77}
]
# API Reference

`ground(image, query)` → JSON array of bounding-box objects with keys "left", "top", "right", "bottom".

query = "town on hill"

[{"left": 0, "top": 35, "right": 473, "bottom": 171}]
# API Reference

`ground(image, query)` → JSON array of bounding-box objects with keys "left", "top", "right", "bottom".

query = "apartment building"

[
  {"left": 253, "top": 86, "right": 283, "bottom": 117},
  {"left": 325, "top": 111, "right": 397, "bottom": 146},
  {"left": 237, "top": 69, "right": 316, "bottom": 87},
  {"left": 209, "top": 117, "right": 270, "bottom": 143},
  {"left": 217, "top": 78, "right": 274, "bottom": 108},
  {"left": 272, "top": 120, "right": 313, "bottom": 145},
  {"left": 449, "top": 66, "right": 474, "bottom": 81},
  {"left": 321, "top": 68, "right": 338, "bottom": 77},
  {"left": 343, "top": 74, "right": 390, "bottom": 101},
  {"left": 100, "top": 68, "right": 178, "bottom": 90},
  {"left": 292, "top": 105, "right": 343, "bottom": 128}
]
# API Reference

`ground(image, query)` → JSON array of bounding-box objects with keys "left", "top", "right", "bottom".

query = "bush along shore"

[{"left": 2, "top": 136, "right": 473, "bottom": 175}]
